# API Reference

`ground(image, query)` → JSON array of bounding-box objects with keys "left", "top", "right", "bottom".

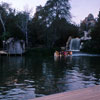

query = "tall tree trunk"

[
  {"left": 0, "top": 14, "right": 6, "bottom": 50},
  {"left": 0, "top": 14, "right": 6, "bottom": 33},
  {"left": 25, "top": 31, "right": 28, "bottom": 47}
]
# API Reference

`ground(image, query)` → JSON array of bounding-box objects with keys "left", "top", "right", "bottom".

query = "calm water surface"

[{"left": 0, "top": 53, "right": 100, "bottom": 100}]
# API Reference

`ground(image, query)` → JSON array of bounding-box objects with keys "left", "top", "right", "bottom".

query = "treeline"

[
  {"left": 82, "top": 11, "right": 100, "bottom": 53},
  {"left": 0, "top": 0, "right": 78, "bottom": 48}
]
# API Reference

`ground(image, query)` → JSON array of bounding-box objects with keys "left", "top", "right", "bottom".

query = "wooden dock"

[{"left": 30, "top": 85, "right": 100, "bottom": 100}]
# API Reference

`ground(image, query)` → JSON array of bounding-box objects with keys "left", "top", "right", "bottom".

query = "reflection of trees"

[
  {"left": 0, "top": 55, "right": 100, "bottom": 96},
  {"left": 37, "top": 56, "right": 100, "bottom": 94},
  {"left": 76, "top": 56, "right": 100, "bottom": 83},
  {"left": 0, "top": 56, "right": 26, "bottom": 85},
  {"left": 0, "top": 55, "right": 45, "bottom": 86},
  {"left": 89, "top": 57, "right": 100, "bottom": 83},
  {"left": 0, "top": 56, "right": 3, "bottom": 84},
  {"left": 35, "top": 57, "right": 70, "bottom": 95},
  {"left": 26, "top": 56, "right": 44, "bottom": 80},
  {"left": 65, "top": 56, "right": 100, "bottom": 90}
]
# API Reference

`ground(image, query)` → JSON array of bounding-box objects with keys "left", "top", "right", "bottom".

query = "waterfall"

[{"left": 69, "top": 38, "right": 80, "bottom": 51}]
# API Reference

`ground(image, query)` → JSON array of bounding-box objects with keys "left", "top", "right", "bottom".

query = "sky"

[{"left": 1, "top": 0, "right": 100, "bottom": 24}]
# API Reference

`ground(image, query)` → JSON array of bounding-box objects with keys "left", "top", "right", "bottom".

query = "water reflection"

[{"left": 0, "top": 54, "right": 100, "bottom": 100}]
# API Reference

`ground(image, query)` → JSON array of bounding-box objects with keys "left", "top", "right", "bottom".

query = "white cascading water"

[{"left": 69, "top": 38, "right": 80, "bottom": 51}]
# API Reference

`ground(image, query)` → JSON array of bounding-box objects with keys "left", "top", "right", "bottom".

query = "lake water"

[{"left": 0, "top": 53, "right": 100, "bottom": 100}]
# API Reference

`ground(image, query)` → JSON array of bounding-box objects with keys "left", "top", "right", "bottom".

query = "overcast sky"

[{"left": 1, "top": 0, "right": 100, "bottom": 24}]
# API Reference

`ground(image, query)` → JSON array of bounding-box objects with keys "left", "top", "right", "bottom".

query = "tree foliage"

[
  {"left": 35, "top": 0, "right": 71, "bottom": 26},
  {"left": 0, "top": 2, "right": 30, "bottom": 48},
  {"left": 91, "top": 11, "right": 100, "bottom": 40},
  {"left": 30, "top": 0, "right": 78, "bottom": 47},
  {"left": 0, "top": 1, "right": 79, "bottom": 48}
]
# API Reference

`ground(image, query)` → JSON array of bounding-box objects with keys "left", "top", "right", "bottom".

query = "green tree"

[
  {"left": 0, "top": 2, "right": 10, "bottom": 37},
  {"left": 38, "top": 0, "right": 71, "bottom": 26},
  {"left": 15, "top": 11, "right": 30, "bottom": 46},
  {"left": 30, "top": 0, "right": 72, "bottom": 47},
  {"left": 0, "top": 2, "right": 12, "bottom": 47},
  {"left": 29, "top": 15, "right": 46, "bottom": 46},
  {"left": 91, "top": 11, "right": 100, "bottom": 40}
]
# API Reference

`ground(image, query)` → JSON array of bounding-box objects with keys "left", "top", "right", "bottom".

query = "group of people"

[{"left": 54, "top": 50, "right": 72, "bottom": 57}]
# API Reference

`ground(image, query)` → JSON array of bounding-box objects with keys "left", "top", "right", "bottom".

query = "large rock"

[
  {"left": 80, "top": 13, "right": 96, "bottom": 31},
  {"left": 5, "top": 38, "right": 25, "bottom": 55}
]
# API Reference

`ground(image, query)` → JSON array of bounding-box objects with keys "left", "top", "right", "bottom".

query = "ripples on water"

[{"left": 0, "top": 53, "right": 100, "bottom": 100}]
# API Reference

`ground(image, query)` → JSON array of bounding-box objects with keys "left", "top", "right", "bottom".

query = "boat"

[{"left": 54, "top": 51, "right": 72, "bottom": 57}]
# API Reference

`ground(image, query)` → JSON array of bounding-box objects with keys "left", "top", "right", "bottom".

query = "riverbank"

[
  {"left": 26, "top": 47, "right": 100, "bottom": 57},
  {"left": 25, "top": 47, "right": 60, "bottom": 57},
  {"left": 81, "top": 40, "right": 100, "bottom": 54}
]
